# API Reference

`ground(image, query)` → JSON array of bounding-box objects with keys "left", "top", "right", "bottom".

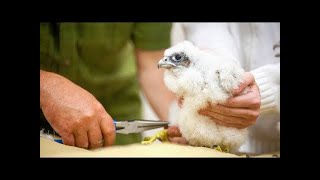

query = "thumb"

[
  {"left": 167, "top": 126, "right": 182, "bottom": 137},
  {"left": 233, "top": 72, "right": 255, "bottom": 96}
]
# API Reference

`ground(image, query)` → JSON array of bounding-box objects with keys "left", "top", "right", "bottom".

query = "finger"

[
  {"left": 61, "top": 133, "right": 75, "bottom": 146},
  {"left": 100, "top": 114, "right": 116, "bottom": 147},
  {"left": 211, "top": 118, "right": 247, "bottom": 129},
  {"left": 204, "top": 104, "right": 259, "bottom": 120},
  {"left": 88, "top": 127, "right": 103, "bottom": 149},
  {"left": 74, "top": 129, "right": 89, "bottom": 149},
  {"left": 232, "top": 72, "right": 255, "bottom": 95},
  {"left": 224, "top": 85, "right": 260, "bottom": 109},
  {"left": 198, "top": 110, "right": 250, "bottom": 127},
  {"left": 168, "top": 137, "right": 188, "bottom": 145},
  {"left": 167, "top": 126, "right": 182, "bottom": 137}
]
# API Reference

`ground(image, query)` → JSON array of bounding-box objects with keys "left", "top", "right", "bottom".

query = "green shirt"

[{"left": 40, "top": 22, "right": 172, "bottom": 145}]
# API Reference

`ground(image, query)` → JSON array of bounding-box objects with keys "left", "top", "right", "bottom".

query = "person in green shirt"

[{"left": 40, "top": 23, "right": 176, "bottom": 149}]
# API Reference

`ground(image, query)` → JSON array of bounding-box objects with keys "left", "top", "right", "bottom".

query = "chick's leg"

[
  {"left": 222, "top": 147, "right": 229, "bottom": 153},
  {"left": 212, "top": 145, "right": 223, "bottom": 152},
  {"left": 212, "top": 145, "right": 229, "bottom": 153},
  {"left": 141, "top": 129, "right": 168, "bottom": 145}
]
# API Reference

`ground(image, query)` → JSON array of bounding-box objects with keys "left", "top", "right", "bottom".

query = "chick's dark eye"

[{"left": 175, "top": 54, "right": 181, "bottom": 60}]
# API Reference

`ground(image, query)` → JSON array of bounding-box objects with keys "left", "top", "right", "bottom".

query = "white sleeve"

[{"left": 251, "top": 62, "right": 280, "bottom": 113}]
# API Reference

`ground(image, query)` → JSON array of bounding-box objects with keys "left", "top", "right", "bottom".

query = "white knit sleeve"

[{"left": 251, "top": 62, "right": 280, "bottom": 113}]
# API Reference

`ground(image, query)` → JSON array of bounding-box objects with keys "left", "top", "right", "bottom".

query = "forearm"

[
  {"left": 139, "top": 68, "right": 176, "bottom": 121},
  {"left": 40, "top": 70, "right": 74, "bottom": 109},
  {"left": 40, "top": 69, "right": 50, "bottom": 109},
  {"left": 135, "top": 50, "right": 176, "bottom": 121},
  {"left": 40, "top": 70, "right": 60, "bottom": 109}
]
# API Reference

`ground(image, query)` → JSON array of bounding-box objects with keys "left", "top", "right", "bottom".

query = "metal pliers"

[{"left": 114, "top": 119, "right": 169, "bottom": 134}]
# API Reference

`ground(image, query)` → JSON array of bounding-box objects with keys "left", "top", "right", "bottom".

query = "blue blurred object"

[{"left": 54, "top": 139, "right": 63, "bottom": 144}]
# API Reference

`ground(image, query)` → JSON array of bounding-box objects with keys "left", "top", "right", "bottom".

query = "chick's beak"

[{"left": 158, "top": 57, "right": 177, "bottom": 69}]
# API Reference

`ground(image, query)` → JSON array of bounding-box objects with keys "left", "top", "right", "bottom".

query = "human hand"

[
  {"left": 198, "top": 72, "right": 261, "bottom": 129},
  {"left": 167, "top": 126, "right": 188, "bottom": 145},
  {"left": 40, "top": 70, "right": 115, "bottom": 149}
]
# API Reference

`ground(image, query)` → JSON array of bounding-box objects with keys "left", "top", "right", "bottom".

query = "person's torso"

[
  {"left": 40, "top": 23, "right": 142, "bottom": 145},
  {"left": 180, "top": 23, "right": 280, "bottom": 71},
  {"left": 228, "top": 23, "right": 280, "bottom": 71}
]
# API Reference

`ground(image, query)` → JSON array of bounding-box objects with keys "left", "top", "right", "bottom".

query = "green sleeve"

[{"left": 132, "top": 23, "right": 172, "bottom": 50}]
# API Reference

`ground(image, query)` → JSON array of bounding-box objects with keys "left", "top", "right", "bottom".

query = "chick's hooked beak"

[{"left": 158, "top": 57, "right": 177, "bottom": 69}]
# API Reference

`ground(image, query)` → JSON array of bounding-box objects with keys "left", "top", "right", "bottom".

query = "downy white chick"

[{"left": 158, "top": 41, "right": 248, "bottom": 152}]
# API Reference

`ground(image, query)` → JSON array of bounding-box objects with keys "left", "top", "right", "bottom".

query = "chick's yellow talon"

[
  {"left": 220, "top": 145, "right": 229, "bottom": 153},
  {"left": 141, "top": 129, "right": 168, "bottom": 145},
  {"left": 223, "top": 147, "right": 229, "bottom": 153},
  {"left": 213, "top": 145, "right": 223, "bottom": 152},
  {"left": 142, "top": 137, "right": 152, "bottom": 141},
  {"left": 212, "top": 145, "right": 229, "bottom": 153}
]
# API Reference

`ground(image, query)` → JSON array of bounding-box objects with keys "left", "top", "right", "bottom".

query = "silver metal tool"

[{"left": 114, "top": 119, "right": 169, "bottom": 134}]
